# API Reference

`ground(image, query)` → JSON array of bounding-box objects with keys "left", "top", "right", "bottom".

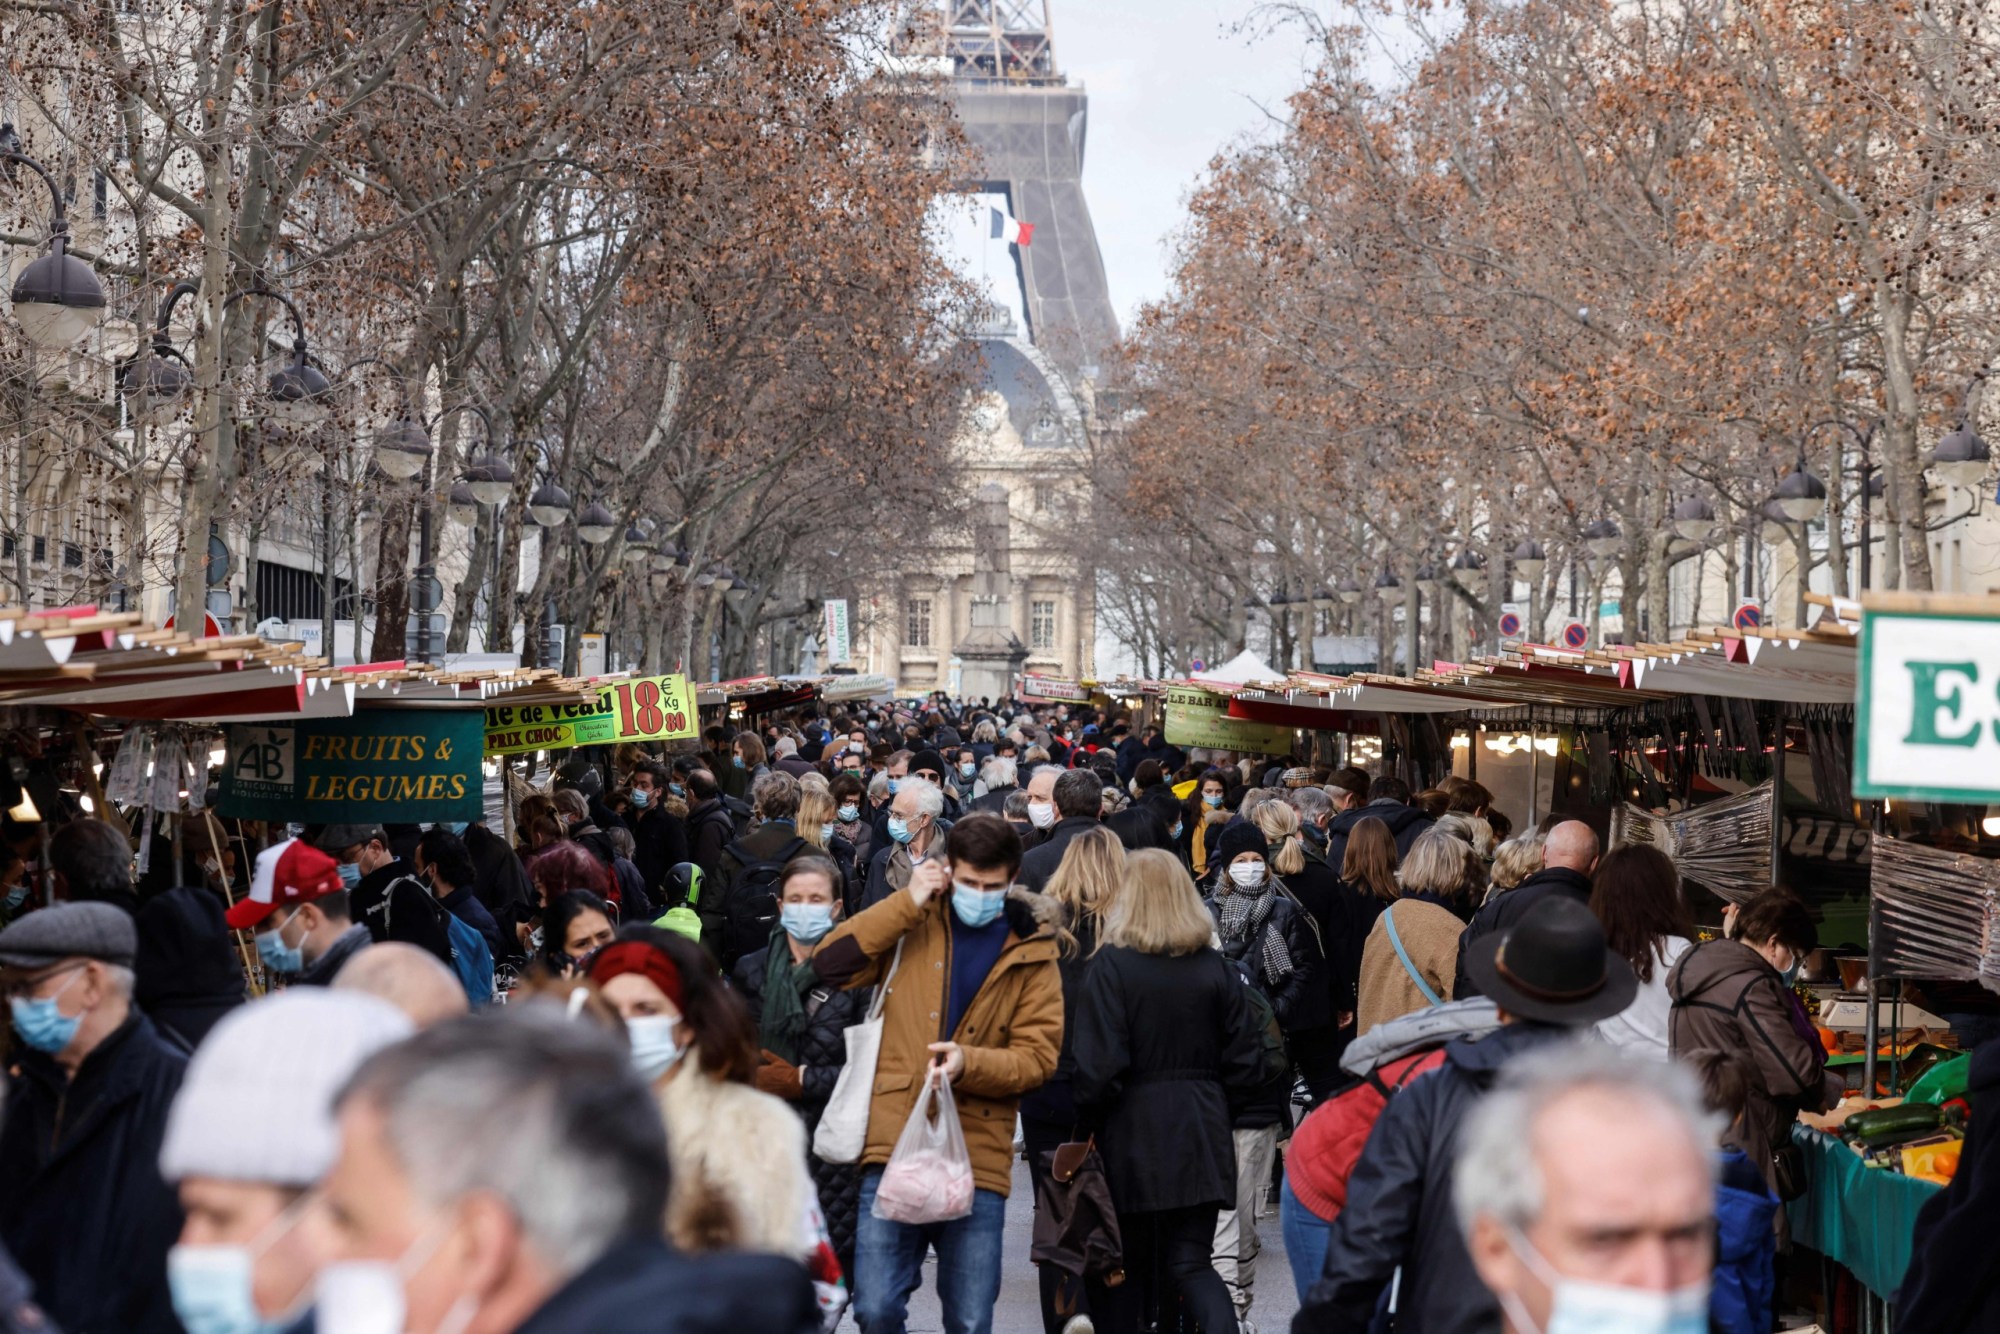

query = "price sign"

[{"left": 483, "top": 674, "right": 697, "bottom": 756}]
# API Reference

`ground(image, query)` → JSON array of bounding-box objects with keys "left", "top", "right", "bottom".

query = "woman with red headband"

[{"left": 588, "top": 927, "right": 841, "bottom": 1314}]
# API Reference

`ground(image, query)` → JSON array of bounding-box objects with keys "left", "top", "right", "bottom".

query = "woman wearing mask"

[
  {"left": 732, "top": 857, "right": 869, "bottom": 1285},
  {"left": 589, "top": 928, "right": 830, "bottom": 1264},
  {"left": 1669, "top": 889, "right": 1835, "bottom": 1195},
  {"left": 1249, "top": 800, "right": 1341, "bottom": 1102},
  {"left": 1189, "top": 769, "right": 1232, "bottom": 881},
  {"left": 541, "top": 889, "right": 617, "bottom": 976},
  {"left": 1355, "top": 828, "right": 1467, "bottom": 1036},
  {"left": 1019, "top": 826, "right": 1126, "bottom": 1334},
  {"left": 1590, "top": 844, "right": 1697, "bottom": 1058},
  {"left": 829, "top": 773, "right": 873, "bottom": 880},
  {"left": 797, "top": 784, "right": 861, "bottom": 917},
  {"left": 733, "top": 732, "right": 771, "bottom": 789},
  {"left": 1075, "top": 849, "right": 1269, "bottom": 1334}
]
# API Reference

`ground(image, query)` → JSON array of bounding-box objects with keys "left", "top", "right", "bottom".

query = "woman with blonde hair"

[
  {"left": 795, "top": 783, "right": 859, "bottom": 914},
  {"left": 1489, "top": 827, "right": 1546, "bottom": 896},
  {"left": 1355, "top": 828, "right": 1468, "bottom": 1035},
  {"left": 1075, "top": 849, "right": 1269, "bottom": 1334},
  {"left": 1020, "top": 824, "right": 1128, "bottom": 1332}
]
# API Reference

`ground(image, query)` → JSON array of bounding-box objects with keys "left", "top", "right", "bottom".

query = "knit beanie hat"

[
  {"left": 1215, "top": 821, "right": 1270, "bottom": 867},
  {"left": 159, "top": 989, "right": 414, "bottom": 1186}
]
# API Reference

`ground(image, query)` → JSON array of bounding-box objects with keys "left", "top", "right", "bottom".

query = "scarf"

[
  {"left": 1217, "top": 881, "right": 1294, "bottom": 988},
  {"left": 759, "top": 929, "right": 820, "bottom": 1064}
]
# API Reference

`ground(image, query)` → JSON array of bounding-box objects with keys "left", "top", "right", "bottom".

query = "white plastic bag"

[{"left": 870, "top": 1065, "right": 975, "bottom": 1224}]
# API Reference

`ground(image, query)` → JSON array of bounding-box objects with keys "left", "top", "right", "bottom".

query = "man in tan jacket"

[{"left": 811, "top": 813, "right": 1062, "bottom": 1334}]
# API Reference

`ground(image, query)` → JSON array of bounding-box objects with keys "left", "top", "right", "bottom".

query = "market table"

[{"left": 1785, "top": 1124, "right": 1944, "bottom": 1301}]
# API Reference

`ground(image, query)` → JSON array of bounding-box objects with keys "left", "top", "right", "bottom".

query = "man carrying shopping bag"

[{"left": 811, "top": 813, "right": 1063, "bottom": 1334}]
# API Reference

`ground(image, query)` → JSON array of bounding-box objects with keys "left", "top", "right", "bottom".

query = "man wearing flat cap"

[{"left": 0, "top": 901, "right": 189, "bottom": 1333}]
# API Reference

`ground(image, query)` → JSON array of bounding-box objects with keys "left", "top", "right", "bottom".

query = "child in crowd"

[{"left": 1685, "top": 1047, "right": 1781, "bottom": 1334}]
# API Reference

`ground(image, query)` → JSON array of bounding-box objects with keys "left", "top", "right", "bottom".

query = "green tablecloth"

[{"left": 1785, "top": 1125, "right": 1945, "bottom": 1300}]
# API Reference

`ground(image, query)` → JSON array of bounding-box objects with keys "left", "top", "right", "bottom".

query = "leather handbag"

[{"left": 1030, "top": 1136, "right": 1125, "bottom": 1286}]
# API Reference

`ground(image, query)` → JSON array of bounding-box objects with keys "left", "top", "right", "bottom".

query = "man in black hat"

[{"left": 1292, "top": 896, "right": 1638, "bottom": 1334}]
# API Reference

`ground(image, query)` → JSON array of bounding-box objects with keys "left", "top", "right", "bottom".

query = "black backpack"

[{"left": 720, "top": 834, "right": 806, "bottom": 966}]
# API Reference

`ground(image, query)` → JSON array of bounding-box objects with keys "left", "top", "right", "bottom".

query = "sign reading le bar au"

[
  {"left": 483, "top": 673, "right": 698, "bottom": 757},
  {"left": 1162, "top": 684, "right": 1292, "bottom": 755},
  {"left": 1857, "top": 595, "right": 2000, "bottom": 802},
  {"left": 217, "top": 711, "right": 484, "bottom": 823}
]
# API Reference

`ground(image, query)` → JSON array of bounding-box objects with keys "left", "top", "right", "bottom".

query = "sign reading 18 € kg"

[
  {"left": 1857, "top": 597, "right": 2000, "bottom": 802},
  {"left": 483, "top": 674, "right": 698, "bottom": 756}
]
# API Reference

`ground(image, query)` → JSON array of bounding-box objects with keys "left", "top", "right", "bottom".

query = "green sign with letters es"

[
  {"left": 1856, "top": 599, "right": 2000, "bottom": 803},
  {"left": 217, "top": 710, "right": 484, "bottom": 822}
]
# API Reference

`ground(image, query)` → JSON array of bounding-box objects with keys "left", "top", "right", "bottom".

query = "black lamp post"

[
  {"left": 409, "top": 402, "right": 497, "bottom": 663},
  {"left": 0, "top": 123, "right": 106, "bottom": 349}
]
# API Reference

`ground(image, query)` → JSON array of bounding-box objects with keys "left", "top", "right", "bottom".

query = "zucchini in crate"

[{"left": 1844, "top": 1104, "right": 1944, "bottom": 1144}]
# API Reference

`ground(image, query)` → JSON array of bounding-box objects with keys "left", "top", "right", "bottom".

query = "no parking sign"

[
  {"left": 1560, "top": 621, "right": 1589, "bottom": 650},
  {"left": 1498, "top": 609, "right": 1523, "bottom": 638},
  {"left": 1733, "top": 602, "right": 1763, "bottom": 631}
]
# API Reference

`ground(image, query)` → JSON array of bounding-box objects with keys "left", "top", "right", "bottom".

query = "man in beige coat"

[{"left": 812, "top": 813, "right": 1062, "bottom": 1334}]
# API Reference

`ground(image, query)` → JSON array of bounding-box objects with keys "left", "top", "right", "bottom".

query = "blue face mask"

[
  {"left": 631, "top": 789, "right": 650, "bottom": 809},
  {"left": 256, "top": 911, "right": 304, "bottom": 976},
  {"left": 837, "top": 804, "right": 860, "bottom": 822},
  {"left": 10, "top": 967, "right": 84, "bottom": 1054},
  {"left": 887, "top": 777, "right": 902, "bottom": 795},
  {"left": 820, "top": 822, "right": 836, "bottom": 844},
  {"left": 960, "top": 762, "right": 976, "bottom": 779},
  {"left": 168, "top": 1243, "right": 281, "bottom": 1334},
  {"left": 626, "top": 1014, "right": 684, "bottom": 1083},
  {"left": 951, "top": 882, "right": 1007, "bottom": 929},
  {"left": 336, "top": 861, "right": 362, "bottom": 890},
  {"left": 733, "top": 755, "right": 747, "bottom": 770},
  {"left": 445, "top": 822, "right": 469, "bottom": 837},
  {"left": 887, "top": 816, "right": 915, "bottom": 845},
  {"left": 782, "top": 902, "right": 837, "bottom": 943},
  {"left": 3, "top": 884, "right": 25, "bottom": 911},
  {"left": 669, "top": 782, "right": 686, "bottom": 797},
  {"left": 1170, "top": 824, "right": 1184, "bottom": 840},
  {"left": 1203, "top": 792, "right": 1224, "bottom": 808}
]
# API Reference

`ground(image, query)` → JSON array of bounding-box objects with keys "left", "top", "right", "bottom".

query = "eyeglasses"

[{"left": 1, "top": 960, "right": 86, "bottom": 1002}]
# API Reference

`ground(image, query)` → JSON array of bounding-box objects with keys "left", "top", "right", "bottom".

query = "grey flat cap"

[
  {"left": 312, "top": 824, "right": 384, "bottom": 854},
  {"left": 0, "top": 902, "right": 137, "bottom": 969}
]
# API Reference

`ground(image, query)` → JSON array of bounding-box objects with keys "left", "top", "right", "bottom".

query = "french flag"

[{"left": 990, "top": 206, "right": 1035, "bottom": 248}]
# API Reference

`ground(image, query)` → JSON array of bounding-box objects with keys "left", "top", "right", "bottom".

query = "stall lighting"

[
  {"left": 1450, "top": 735, "right": 1470, "bottom": 749},
  {"left": 78, "top": 794, "right": 93, "bottom": 813},
  {"left": 7, "top": 791, "right": 39, "bottom": 822},
  {"left": 209, "top": 745, "right": 227, "bottom": 767},
  {"left": 1984, "top": 810, "right": 2000, "bottom": 838}
]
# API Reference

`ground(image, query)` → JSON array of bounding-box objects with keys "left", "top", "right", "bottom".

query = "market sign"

[
  {"left": 482, "top": 673, "right": 697, "bottom": 757},
  {"left": 1021, "top": 673, "right": 1091, "bottom": 704},
  {"left": 822, "top": 599, "right": 852, "bottom": 665},
  {"left": 216, "top": 710, "right": 483, "bottom": 823},
  {"left": 1856, "top": 595, "right": 2000, "bottom": 802},
  {"left": 1162, "top": 684, "right": 1291, "bottom": 755}
]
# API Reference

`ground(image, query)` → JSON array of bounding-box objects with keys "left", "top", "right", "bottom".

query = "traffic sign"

[
  {"left": 164, "top": 611, "right": 226, "bottom": 638},
  {"left": 1560, "top": 621, "right": 1589, "bottom": 650},
  {"left": 1498, "top": 611, "right": 1523, "bottom": 638},
  {"left": 1733, "top": 602, "right": 1763, "bottom": 631},
  {"left": 1189, "top": 658, "right": 1206, "bottom": 673}
]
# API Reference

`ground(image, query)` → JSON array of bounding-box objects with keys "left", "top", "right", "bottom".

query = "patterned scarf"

[
  {"left": 1217, "top": 879, "right": 1294, "bottom": 988},
  {"left": 759, "top": 928, "right": 820, "bottom": 1064}
]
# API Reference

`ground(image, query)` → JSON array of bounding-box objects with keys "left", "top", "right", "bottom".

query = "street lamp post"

[
  {"left": 412, "top": 403, "right": 498, "bottom": 664},
  {"left": 0, "top": 123, "right": 107, "bottom": 349}
]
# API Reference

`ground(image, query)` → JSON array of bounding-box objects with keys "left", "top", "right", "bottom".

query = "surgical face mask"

[
  {"left": 336, "top": 861, "right": 363, "bottom": 891},
  {"left": 10, "top": 966, "right": 85, "bottom": 1054},
  {"left": 887, "top": 777, "right": 902, "bottom": 795},
  {"left": 669, "top": 781, "right": 686, "bottom": 798},
  {"left": 1203, "top": 792, "right": 1225, "bottom": 808},
  {"left": 256, "top": 910, "right": 305, "bottom": 976},
  {"left": 1027, "top": 800, "right": 1056, "bottom": 830},
  {"left": 837, "top": 804, "right": 860, "bottom": 823},
  {"left": 630, "top": 788, "right": 650, "bottom": 809},
  {"left": 168, "top": 1192, "right": 316, "bottom": 1334},
  {"left": 313, "top": 1218, "right": 461, "bottom": 1334},
  {"left": 3, "top": 883, "right": 25, "bottom": 911},
  {"left": 444, "top": 822, "right": 469, "bottom": 837},
  {"left": 1170, "top": 823, "right": 1184, "bottom": 841},
  {"left": 1503, "top": 1227, "right": 1709, "bottom": 1334},
  {"left": 733, "top": 754, "right": 747, "bottom": 770},
  {"left": 819, "top": 822, "right": 837, "bottom": 844},
  {"left": 951, "top": 882, "right": 1007, "bottom": 929},
  {"left": 625, "top": 1014, "right": 684, "bottom": 1083},
  {"left": 960, "top": 762, "right": 976, "bottom": 779},
  {"left": 782, "top": 902, "right": 837, "bottom": 944},
  {"left": 886, "top": 816, "right": 916, "bottom": 845},
  {"left": 1779, "top": 948, "right": 1801, "bottom": 987},
  {"left": 1227, "top": 861, "right": 1268, "bottom": 890}
]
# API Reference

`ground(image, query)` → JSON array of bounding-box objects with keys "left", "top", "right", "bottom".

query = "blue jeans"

[
  {"left": 854, "top": 1168, "right": 1007, "bottom": 1334},
  {"left": 1280, "top": 1178, "right": 1334, "bottom": 1304}
]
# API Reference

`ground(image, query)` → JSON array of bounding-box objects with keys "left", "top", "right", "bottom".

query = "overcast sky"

[{"left": 941, "top": 0, "right": 1329, "bottom": 333}]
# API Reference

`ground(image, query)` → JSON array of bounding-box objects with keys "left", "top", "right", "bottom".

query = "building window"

[
  {"left": 62, "top": 543, "right": 82, "bottom": 569},
  {"left": 906, "top": 597, "right": 933, "bottom": 649},
  {"left": 1031, "top": 599, "right": 1057, "bottom": 651},
  {"left": 1033, "top": 482, "right": 1052, "bottom": 513}
]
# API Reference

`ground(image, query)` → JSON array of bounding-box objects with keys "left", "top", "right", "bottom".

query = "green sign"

[
  {"left": 1162, "top": 684, "right": 1291, "bottom": 754},
  {"left": 483, "top": 673, "right": 697, "bottom": 757},
  {"left": 1857, "top": 597, "right": 2000, "bottom": 802},
  {"left": 216, "top": 710, "right": 483, "bottom": 823}
]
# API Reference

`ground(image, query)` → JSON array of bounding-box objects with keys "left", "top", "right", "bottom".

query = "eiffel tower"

[{"left": 923, "top": 1, "right": 1121, "bottom": 372}]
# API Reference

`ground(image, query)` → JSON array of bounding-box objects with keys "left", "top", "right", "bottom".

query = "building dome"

[{"left": 976, "top": 331, "right": 1082, "bottom": 448}]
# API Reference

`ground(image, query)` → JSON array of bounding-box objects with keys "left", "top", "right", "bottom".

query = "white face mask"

[
  {"left": 626, "top": 1014, "right": 684, "bottom": 1083},
  {"left": 1503, "top": 1227, "right": 1709, "bottom": 1334},
  {"left": 314, "top": 1218, "right": 467, "bottom": 1334},
  {"left": 1027, "top": 800, "right": 1056, "bottom": 829},
  {"left": 1228, "top": 861, "right": 1267, "bottom": 890}
]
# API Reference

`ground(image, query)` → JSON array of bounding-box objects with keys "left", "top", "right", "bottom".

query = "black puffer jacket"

[
  {"left": 512, "top": 1234, "right": 819, "bottom": 1334},
  {"left": 0, "top": 1012, "right": 188, "bottom": 1334},
  {"left": 1295, "top": 1021, "right": 1573, "bottom": 1334},
  {"left": 1324, "top": 800, "right": 1434, "bottom": 868},
  {"left": 1204, "top": 883, "right": 1332, "bottom": 1034},
  {"left": 734, "top": 938, "right": 870, "bottom": 1271}
]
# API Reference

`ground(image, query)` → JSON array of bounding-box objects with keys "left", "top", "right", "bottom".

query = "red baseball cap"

[{"left": 225, "top": 838, "right": 345, "bottom": 929}]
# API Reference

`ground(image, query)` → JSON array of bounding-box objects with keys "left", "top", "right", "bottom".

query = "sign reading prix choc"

[
  {"left": 217, "top": 711, "right": 484, "bottom": 823},
  {"left": 1162, "top": 684, "right": 1291, "bottom": 754},
  {"left": 1857, "top": 597, "right": 2000, "bottom": 803},
  {"left": 483, "top": 674, "right": 697, "bottom": 757}
]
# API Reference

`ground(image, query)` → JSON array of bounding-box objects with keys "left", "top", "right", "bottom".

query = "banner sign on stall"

[
  {"left": 482, "top": 673, "right": 697, "bottom": 756},
  {"left": 1021, "top": 673, "right": 1091, "bottom": 704},
  {"left": 217, "top": 710, "right": 484, "bottom": 823},
  {"left": 822, "top": 599, "right": 852, "bottom": 665},
  {"left": 1856, "top": 595, "right": 2000, "bottom": 803},
  {"left": 1162, "top": 684, "right": 1291, "bottom": 754}
]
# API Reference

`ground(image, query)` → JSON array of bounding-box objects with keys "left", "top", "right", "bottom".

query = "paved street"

[{"left": 889, "top": 1157, "right": 1301, "bottom": 1333}]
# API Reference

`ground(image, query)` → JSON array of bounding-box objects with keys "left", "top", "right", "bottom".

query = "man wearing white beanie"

[{"left": 159, "top": 989, "right": 413, "bottom": 1334}]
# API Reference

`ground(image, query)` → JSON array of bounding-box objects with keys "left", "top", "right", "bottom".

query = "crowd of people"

[{"left": 0, "top": 694, "right": 1993, "bottom": 1334}]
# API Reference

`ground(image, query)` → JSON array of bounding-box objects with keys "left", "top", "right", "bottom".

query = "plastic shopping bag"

[{"left": 871, "top": 1064, "right": 975, "bottom": 1224}]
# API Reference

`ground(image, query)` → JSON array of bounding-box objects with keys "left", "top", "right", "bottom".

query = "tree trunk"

[{"left": 1878, "top": 289, "right": 1935, "bottom": 590}]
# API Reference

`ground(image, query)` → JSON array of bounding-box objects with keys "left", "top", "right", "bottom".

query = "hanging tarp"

[
  {"left": 1607, "top": 780, "right": 1774, "bottom": 905},
  {"left": 1870, "top": 836, "right": 2000, "bottom": 992}
]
